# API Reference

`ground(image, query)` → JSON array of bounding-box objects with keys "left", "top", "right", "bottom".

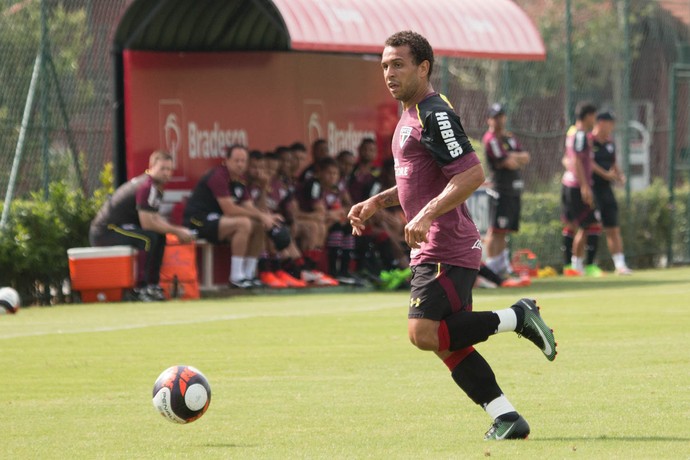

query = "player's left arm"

[{"left": 510, "top": 136, "right": 530, "bottom": 167}]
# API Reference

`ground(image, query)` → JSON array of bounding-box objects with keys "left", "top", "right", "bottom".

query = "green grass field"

[{"left": 2, "top": 268, "right": 690, "bottom": 459}]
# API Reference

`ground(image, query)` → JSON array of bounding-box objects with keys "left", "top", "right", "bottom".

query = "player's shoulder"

[
  {"left": 417, "top": 92, "right": 453, "bottom": 111},
  {"left": 133, "top": 174, "right": 155, "bottom": 191},
  {"left": 482, "top": 130, "right": 495, "bottom": 143},
  {"left": 416, "top": 93, "right": 458, "bottom": 127}
]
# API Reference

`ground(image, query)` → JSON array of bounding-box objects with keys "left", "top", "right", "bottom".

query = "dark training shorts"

[
  {"left": 185, "top": 213, "right": 221, "bottom": 244},
  {"left": 593, "top": 185, "right": 618, "bottom": 228},
  {"left": 561, "top": 185, "right": 599, "bottom": 228},
  {"left": 408, "top": 263, "right": 477, "bottom": 321},
  {"left": 489, "top": 192, "right": 521, "bottom": 232}
]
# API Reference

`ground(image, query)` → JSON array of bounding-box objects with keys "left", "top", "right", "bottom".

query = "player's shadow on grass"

[{"left": 532, "top": 435, "right": 690, "bottom": 442}]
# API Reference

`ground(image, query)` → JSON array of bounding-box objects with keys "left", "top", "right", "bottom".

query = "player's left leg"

[
  {"left": 245, "top": 218, "right": 265, "bottom": 284},
  {"left": 584, "top": 223, "right": 603, "bottom": 277},
  {"left": 571, "top": 228, "right": 586, "bottom": 273},
  {"left": 605, "top": 226, "right": 631, "bottom": 274},
  {"left": 598, "top": 189, "right": 632, "bottom": 274},
  {"left": 406, "top": 266, "right": 547, "bottom": 439},
  {"left": 485, "top": 193, "right": 510, "bottom": 275}
]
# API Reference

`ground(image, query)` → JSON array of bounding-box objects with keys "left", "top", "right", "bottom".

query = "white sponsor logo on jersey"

[
  {"left": 574, "top": 131, "right": 586, "bottom": 152},
  {"left": 393, "top": 158, "right": 409, "bottom": 177},
  {"left": 435, "top": 112, "right": 463, "bottom": 158}
]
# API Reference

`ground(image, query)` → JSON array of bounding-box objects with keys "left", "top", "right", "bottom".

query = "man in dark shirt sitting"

[
  {"left": 89, "top": 150, "right": 195, "bottom": 301},
  {"left": 183, "top": 145, "right": 282, "bottom": 288}
]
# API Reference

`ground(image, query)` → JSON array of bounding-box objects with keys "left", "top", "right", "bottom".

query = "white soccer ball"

[
  {"left": 0, "top": 287, "right": 20, "bottom": 314},
  {"left": 152, "top": 365, "right": 211, "bottom": 424}
]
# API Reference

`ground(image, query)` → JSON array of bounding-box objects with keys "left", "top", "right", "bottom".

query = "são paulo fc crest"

[{"left": 399, "top": 126, "right": 413, "bottom": 147}]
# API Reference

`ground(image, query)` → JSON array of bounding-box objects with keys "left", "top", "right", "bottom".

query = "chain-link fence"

[
  {"left": 0, "top": 0, "right": 129, "bottom": 200},
  {"left": 1, "top": 0, "right": 689, "bottom": 269}
]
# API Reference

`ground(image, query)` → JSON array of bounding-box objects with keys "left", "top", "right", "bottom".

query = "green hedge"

[
  {"left": 512, "top": 180, "right": 689, "bottom": 270},
  {"left": 0, "top": 164, "right": 112, "bottom": 304}
]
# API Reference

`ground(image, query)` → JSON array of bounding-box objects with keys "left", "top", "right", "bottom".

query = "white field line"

[
  {"left": 1, "top": 287, "right": 689, "bottom": 340},
  {"left": 0, "top": 302, "right": 398, "bottom": 339}
]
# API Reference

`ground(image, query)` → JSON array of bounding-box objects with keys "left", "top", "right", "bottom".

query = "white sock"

[
  {"left": 244, "top": 257, "right": 258, "bottom": 280},
  {"left": 494, "top": 308, "right": 518, "bottom": 333},
  {"left": 612, "top": 253, "right": 626, "bottom": 269},
  {"left": 502, "top": 248, "right": 513, "bottom": 274},
  {"left": 484, "top": 395, "right": 516, "bottom": 420},
  {"left": 230, "top": 256, "right": 245, "bottom": 282},
  {"left": 571, "top": 256, "right": 584, "bottom": 272},
  {"left": 485, "top": 256, "right": 503, "bottom": 275}
]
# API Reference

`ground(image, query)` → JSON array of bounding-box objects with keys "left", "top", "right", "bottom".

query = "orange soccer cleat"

[
  {"left": 259, "top": 271, "right": 288, "bottom": 288},
  {"left": 275, "top": 270, "right": 307, "bottom": 288}
]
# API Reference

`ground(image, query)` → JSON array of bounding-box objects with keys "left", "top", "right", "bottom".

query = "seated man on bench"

[
  {"left": 183, "top": 144, "right": 283, "bottom": 289},
  {"left": 89, "top": 150, "right": 195, "bottom": 301}
]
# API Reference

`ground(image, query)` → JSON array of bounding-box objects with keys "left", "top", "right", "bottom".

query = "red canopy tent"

[
  {"left": 273, "top": 0, "right": 544, "bottom": 60},
  {"left": 113, "top": 0, "right": 545, "bottom": 185}
]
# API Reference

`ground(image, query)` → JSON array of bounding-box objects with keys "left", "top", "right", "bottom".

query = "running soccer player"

[
  {"left": 482, "top": 103, "right": 530, "bottom": 277},
  {"left": 591, "top": 111, "right": 632, "bottom": 275},
  {"left": 561, "top": 102, "right": 601, "bottom": 276},
  {"left": 348, "top": 30, "right": 557, "bottom": 440}
]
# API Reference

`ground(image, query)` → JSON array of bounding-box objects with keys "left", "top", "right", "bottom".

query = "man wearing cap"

[
  {"left": 591, "top": 111, "right": 632, "bottom": 275},
  {"left": 481, "top": 103, "right": 530, "bottom": 278},
  {"left": 183, "top": 144, "right": 283, "bottom": 288}
]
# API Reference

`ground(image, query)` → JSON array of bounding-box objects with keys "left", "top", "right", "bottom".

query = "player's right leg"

[{"left": 406, "top": 264, "right": 537, "bottom": 439}]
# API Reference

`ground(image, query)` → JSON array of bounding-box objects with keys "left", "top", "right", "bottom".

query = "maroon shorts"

[{"left": 408, "top": 263, "right": 477, "bottom": 321}]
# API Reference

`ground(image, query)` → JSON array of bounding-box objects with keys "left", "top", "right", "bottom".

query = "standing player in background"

[
  {"left": 591, "top": 112, "right": 632, "bottom": 275},
  {"left": 348, "top": 30, "right": 557, "bottom": 440},
  {"left": 90, "top": 151, "right": 195, "bottom": 301},
  {"left": 481, "top": 103, "right": 530, "bottom": 278},
  {"left": 561, "top": 102, "right": 601, "bottom": 276}
]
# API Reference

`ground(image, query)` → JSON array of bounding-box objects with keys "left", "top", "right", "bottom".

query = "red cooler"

[{"left": 67, "top": 246, "right": 138, "bottom": 302}]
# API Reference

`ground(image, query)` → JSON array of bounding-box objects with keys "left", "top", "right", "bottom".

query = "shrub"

[
  {"left": 0, "top": 163, "right": 113, "bottom": 304},
  {"left": 511, "top": 179, "right": 686, "bottom": 270}
]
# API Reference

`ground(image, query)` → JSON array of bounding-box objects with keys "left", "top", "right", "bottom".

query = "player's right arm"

[
  {"left": 348, "top": 186, "right": 399, "bottom": 236},
  {"left": 485, "top": 136, "right": 527, "bottom": 170},
  {"left": 139, "top": 211, "right": 195, "bottom": 242},
  {"left": 592, "top": 162, "right": 618, "bottom": 182}
]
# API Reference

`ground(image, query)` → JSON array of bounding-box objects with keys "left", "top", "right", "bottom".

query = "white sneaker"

[
  {"left": 615, "top": 266, "right": 633, "bottom": 275},
  {"left": 301, "top": 270, "right": 339, "bottom": 286}
]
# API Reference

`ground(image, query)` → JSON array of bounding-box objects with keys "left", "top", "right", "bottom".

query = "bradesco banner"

[{"left": 122, "top": 50, "right": 397, "bottom": 192}]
